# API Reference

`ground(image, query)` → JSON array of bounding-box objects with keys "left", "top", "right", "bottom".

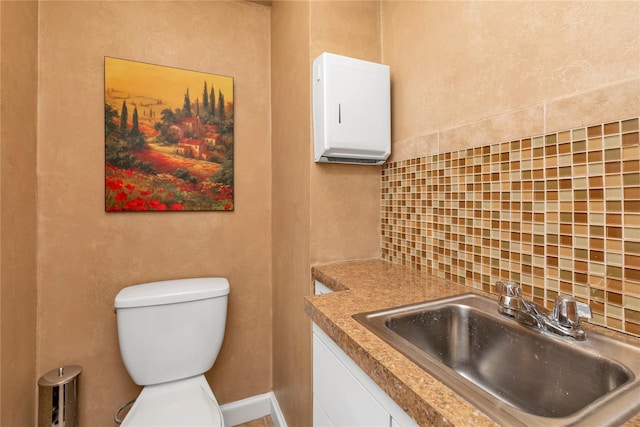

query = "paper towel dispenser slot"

[{"left": 313, "top": 52, "right": 390, "bottom": 165}]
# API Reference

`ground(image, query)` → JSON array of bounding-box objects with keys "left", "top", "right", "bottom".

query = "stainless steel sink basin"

[{"left": 353, "top": 293, "right": 640, "bottom": 426}]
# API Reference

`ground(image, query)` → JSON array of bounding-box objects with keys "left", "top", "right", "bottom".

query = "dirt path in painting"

[{"left": 135, "top": 142, "right": 220, "bottom": 181}]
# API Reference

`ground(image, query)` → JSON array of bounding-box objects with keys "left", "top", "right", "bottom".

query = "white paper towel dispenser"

[{"left": 312, "top": 52, "right": 390, "bottom": 165}]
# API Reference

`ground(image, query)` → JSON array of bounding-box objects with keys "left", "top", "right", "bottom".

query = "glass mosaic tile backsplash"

[{"left": 382, "top": 117, "right": 640, "bottom": 336}]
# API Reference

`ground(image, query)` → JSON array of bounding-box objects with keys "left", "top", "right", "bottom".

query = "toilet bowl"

[
  {"left": 114, "top": 278, "right": 230, "bottom": 426},
  {"left": 121, "top": 376, "right": 223, "bottom": 426}
]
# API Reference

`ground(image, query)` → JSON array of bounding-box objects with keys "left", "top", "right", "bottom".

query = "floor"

[{"left": 234, "top": 415, "right": 274, "bottom": 427}]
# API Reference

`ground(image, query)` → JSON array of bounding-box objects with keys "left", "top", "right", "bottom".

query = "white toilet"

[{"left": 114, "top": 277, "right": 230, "bottom": 426}]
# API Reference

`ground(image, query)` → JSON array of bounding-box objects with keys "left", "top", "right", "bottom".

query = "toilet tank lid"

[{"left": 115, "top": 277, "right": 230, "bottom": 308}]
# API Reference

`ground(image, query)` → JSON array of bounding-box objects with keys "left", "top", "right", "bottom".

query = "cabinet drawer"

[
  {"left": 313, "top": 395, "right": 334, "bottom": 427},
  {"left": 313, "top": 332, "right": 390, "bottom": 426}
]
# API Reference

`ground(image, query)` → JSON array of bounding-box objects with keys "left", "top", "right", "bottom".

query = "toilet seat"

[{"left": 121, "top": 375, "right": 223, "bottom": 427}]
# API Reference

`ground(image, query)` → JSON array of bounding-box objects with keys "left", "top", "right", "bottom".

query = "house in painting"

[
  {"left": 169, "top": 116, "right": 206, "bottom": 141},
  {"left": 204, "top": 132, "right": 219, "bottom": 146},
  {"left": 177, "top": 138, "right": 208, "bottom": 159},
  {"left": 182, "top": 117, "right": 205, "bottom": 137}
]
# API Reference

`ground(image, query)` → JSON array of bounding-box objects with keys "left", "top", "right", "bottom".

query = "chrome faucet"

[{"left": 496, "top": 281, "right": 592, "bottom": 341}]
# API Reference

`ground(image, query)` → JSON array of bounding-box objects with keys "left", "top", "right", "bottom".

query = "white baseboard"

[{"left": 220, "top": 392, "right": 288, "bottom": 427}]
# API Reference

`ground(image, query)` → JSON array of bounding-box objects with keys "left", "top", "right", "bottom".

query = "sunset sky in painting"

[{"left": 105, "top": 57, "right": 233, "bottom": 113}]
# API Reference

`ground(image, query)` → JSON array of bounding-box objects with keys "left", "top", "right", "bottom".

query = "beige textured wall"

[
  {"left": 382, "top": 0, "right": 640, "bottom": 157},
  {"left": 271, "top": 1, "right": 382, "bottom": 425},
  {"left": 0, "top": 1, "right": 39, "bottom": 426},
  {"left": 37, "top": 1, "right": 271, "bottom": 424},
  {"left": 271, "top": 2, "right": 312, "bottom": 425},
  {"left": 309, "top": 0, "right": 382, "bottom": 264}
]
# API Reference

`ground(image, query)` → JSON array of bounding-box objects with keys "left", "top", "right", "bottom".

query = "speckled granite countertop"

[{"left": 304, "top": 259, "right": 640, "bottom": 427}]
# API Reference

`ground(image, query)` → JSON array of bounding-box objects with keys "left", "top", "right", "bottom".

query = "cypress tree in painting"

[
  {"left": 218, "top": 90, "right": 225, "bottom": 123},
  {"left": 203, "top": 82, "right": 209, "bottom": 110},
  {"left": 183, "top": 88, "right": 192, "bottom": 117},
  {"left": 128, "top": 105, "right": 145, "bottom": 150},
  {"left": 210, "top": 86, "right": 215, "bottom": 117},
  {"left": 132, "top": 105, "right": 139, "bottom": 135},
  {"left": 120, "top": 100, "right": 128, "bottom": 136}
]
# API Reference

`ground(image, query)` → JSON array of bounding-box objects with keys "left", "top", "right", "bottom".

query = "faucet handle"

[
  {"left": 496, "top": 281, "right": 521, "bottom": 298},
  {"left": 496, "top": 281, "right": 522, "bottom": 317},
  {"left": 552, "top": 295, "right": 592, "bottom": 328}
]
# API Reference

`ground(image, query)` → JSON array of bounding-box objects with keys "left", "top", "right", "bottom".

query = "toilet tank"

[{"left": 114, "top": 278, "right": 230, "bottom": 386}]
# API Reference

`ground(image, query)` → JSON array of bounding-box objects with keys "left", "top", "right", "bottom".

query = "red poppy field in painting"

[
  {"left": 105, "top": 165, "right": 233, "bottom": 212},
  {"left": 104, "top": 57, "right": 234, "bottom": 211}
]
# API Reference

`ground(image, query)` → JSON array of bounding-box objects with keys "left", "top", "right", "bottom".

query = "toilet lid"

[{"left": 122, "top": 376, "right": 223, "bottom": 427}]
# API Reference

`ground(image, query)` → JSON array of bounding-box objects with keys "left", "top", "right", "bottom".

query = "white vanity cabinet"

[{"left": 312, "top": 281, "right": 418, "bottom": 427}]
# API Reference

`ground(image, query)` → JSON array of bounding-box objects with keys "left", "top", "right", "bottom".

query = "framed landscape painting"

[{"left": 104, "top": 57, "right": 234, "bottom": 211}]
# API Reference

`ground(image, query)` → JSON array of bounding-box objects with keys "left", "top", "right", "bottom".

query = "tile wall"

[{"left": 382, "top": 117, "right": 640, "bottom": 336}]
